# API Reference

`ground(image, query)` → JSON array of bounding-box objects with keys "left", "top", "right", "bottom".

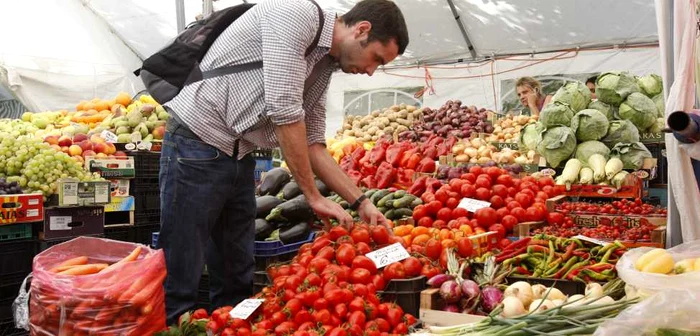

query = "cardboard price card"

[
  {"left": 366, "top": 243, "right": 410, "bottom": 269},
  {"left": 100, "top": 130, "right": 118, "bottom": 143},
  {"left": 457, "top": 198, "right": 491, "bottom": 213},
  {"left": 229, "top": 299, "right": 265, "bottom": 319},
  {"left": 572, "top": 235, "right": 611, "bottom": 246}
]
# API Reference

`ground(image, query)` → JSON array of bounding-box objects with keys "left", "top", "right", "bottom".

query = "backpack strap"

[{"left": 194, "top": 0, "right": 325, "bottom": 84}]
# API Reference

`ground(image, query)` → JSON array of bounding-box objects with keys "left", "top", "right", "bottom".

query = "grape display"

[{"left": 0, "top": 178, "right": 22, "bottom": 195}]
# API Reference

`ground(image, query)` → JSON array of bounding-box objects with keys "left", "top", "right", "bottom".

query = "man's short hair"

[{"left": 340, "top": 0, "right": 409, "bottom": 54}]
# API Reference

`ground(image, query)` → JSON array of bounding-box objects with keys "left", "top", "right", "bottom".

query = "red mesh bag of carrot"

[{"left": 29, "top": 236, "right": 167, "bottom": 335}]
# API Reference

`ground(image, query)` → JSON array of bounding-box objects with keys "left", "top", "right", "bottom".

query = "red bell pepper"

[
  {"left": 425, "top": 177, "right": 442, "bottom": 194},
  {"left": 360, "top": 175, "right": 376, "bottom": 189},
  {"left": 350, "top": 147, "right": 366, "bottom": 163},
  {"left": 385, "top": 143, "right": 405, "bottom": 167},
  {"left": 405, "top": 153, "right": 422, "bottom": 169},
  {"left": 395, "top": 168, "right": 415, "bottom": 188},
  {"left": 346, "top": 170, "right": 362, "bottom": 186},
  {"left": 400, "top": 148, "right": 418, "bottom": 167},
  {"left": 375, "top": 162, "right": 396, "bottom": 189},
  {"left": 360, "top": 162, "right": 377, "bottom": 177},
  {"left": 416, "top": 157, "right": 436, "bottom": 173},
  {"left": 368, "top": 145, "right": 386, "bottom": 164},
  {"left": 339, "top": 155, "right": 357, "bottom": 172},
  {"left": 423, "top": 147, "right": 438, "bottom": 160},
  {"left": 408, "top": 176, "right": 428, "bottom": 196}
]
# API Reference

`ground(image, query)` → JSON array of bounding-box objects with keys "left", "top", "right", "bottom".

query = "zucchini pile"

[{"left": 328, "top": 188, "right": 422, "bottom": 221}]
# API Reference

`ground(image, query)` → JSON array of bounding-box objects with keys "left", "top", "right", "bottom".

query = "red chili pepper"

[
  {"left": 526, "top": 245, "right": 550, "bottom": 254},
  {"left": 562, "top": 242, "right": 575, "bottom": 262},
  {"left": 529, "top": 239, "right": 551, "bottom": 247},
  {"left": 496, "top": 246, "right": 527, "bottom": 263},
  {"left": 502, "top": 237, "right": 531, "bottom": 253},
  {"left": 514, "top": 266, "right": 531, "bottom": 275},
  {"left": 375, "top": 162, "right": 396, "bottom": 189},
  {"left": 583, "top": 263, "right": 614, "bottom": 272}
]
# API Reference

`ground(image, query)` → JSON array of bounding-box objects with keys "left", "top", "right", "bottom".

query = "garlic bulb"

[
  {"left": 585, "top": 283, "right": 603, "bottom": 300},
  {"left": 504, "top": 281, "right": 534, "bottom": 307},
  {"left": 528, "top": 299, "right": 555, "bottom": 314},
  {"left": 501, "top": 296, "right": 527, "bottom": 318},
  {"left": 531, "top": 284, "right": 547, "bottom": 300},
  {"left": 552, "top": 299, "right": 565, "bottom": 307}
]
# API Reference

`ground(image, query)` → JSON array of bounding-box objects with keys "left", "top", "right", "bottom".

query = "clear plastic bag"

[
  {"left": 27, "top": 236, "right": 167, "bottom": 335},
  {"left": 593, "top": 289, "right": 700, "bottom": 336},
  {"left": 12, "top": 273, "right": 32, "bottom": 330},
  {"left": 616, "top": 239, "right": 700, "bottom": 298}
]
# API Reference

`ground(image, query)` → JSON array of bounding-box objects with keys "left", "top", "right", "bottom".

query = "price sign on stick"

[
  {"left": 457, "top": 198, "right": 491, "bottom": 213},
  {"left": 366, "top": 243, "right": 410, "bottom": 269},
  {"left": 229, "top": 299, "right": 265, "bottom": 319},
  {"left": 100, "top": 130, "right": 118, "bottom": 143}
]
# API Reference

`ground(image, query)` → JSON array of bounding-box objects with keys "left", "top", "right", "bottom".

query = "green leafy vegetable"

[
  {"left": 602, "top": 120, "right": 640, "bottom": 147},
  {"left": 637, "top": 73, "right": 663, "bottom": 97},
  {"left": 595, "top": 71, "right": 641, "bottom": 106},
  {"left": 540, "top": 102, "right": 575, "bottom": 128},
  {"left": 587, "top": 100, "right": 615, "bottom": 120},
  {"left": 611, "top": 142, "right": 653, "bottom": 169},
  {"left": 575, "top": 140, "right": 611, "bottom": 163},
  {"left": 552, "top": 81, "right": 592, "bottom": 112},
  {"left": 571, "top": 109, "right": 610, "bottom": 141},
  {"left": 619, "top": 92, "right": 658, "bottom": 132},
  {"left": 518, "top": 122, "right": 544, "bottom": 151},
  {"left": 536, "top": 126, "right": 577, "bottom": 168}
]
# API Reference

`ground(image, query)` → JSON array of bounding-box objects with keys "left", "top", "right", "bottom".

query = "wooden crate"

[
  {"left": 546, "top": 195, "right": 667, "bottom": 228},
  {"left": 418, "top": 288, "right": 486, "bottom": 327},
  {"left": 513, "top": 221, "right": 546, "bottom": 238}
]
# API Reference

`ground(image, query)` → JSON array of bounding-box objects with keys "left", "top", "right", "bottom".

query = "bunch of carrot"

[{"left": 29, "top": 246, "right": 167, "bottom": 336}]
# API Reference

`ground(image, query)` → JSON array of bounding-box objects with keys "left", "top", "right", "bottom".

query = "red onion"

[
  {"left": 481, "top": 286, "right": 503, "bottom": 313},
  {"left": 460, "top": 280, "right": 480, "bottom": 303},
  {"left": 443, "top": 304, "right": 460, "bottom": 312},
  {"left": 439, "top": 280, "right": 462, "bottom": 303}
]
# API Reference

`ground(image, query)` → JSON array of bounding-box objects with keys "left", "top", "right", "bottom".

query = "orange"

[
  {"left": 402, "top": 235, "right": 412, "bottom": 246},
  {"left": 76, "top": 101, "right": 87, "bottom": 111},
  {"left": 94, "top": 100, "right": 110, "bottom": 112},
  {"left": 115, "top": 92, "right": 132, "bottom": 106},
  {"left": 83, "top": 102, "right": 95, "bottom": 111},
  {"left": 412, "top": 234, "right": 431, "bottom": 246}
]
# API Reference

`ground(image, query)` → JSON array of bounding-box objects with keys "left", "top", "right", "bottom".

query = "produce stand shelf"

[
  {"left": 419, "top": 288, "right": 487, "bottom": 326},
  {"left": 104, "top": 210, "right": 134, "bottom": 226},
  {"left": 0, "top": 239, "right": 37, "bottom": 285}
]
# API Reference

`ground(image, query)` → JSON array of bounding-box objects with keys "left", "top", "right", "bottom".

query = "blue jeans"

[{"left": 158, "top": 131, "right": 256, "bottom": 325}]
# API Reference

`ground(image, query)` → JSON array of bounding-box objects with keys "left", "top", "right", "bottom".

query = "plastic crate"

[
  {"left": 131, "top": 188, "right": 160, "bottom": 213},
  {"left": 104, "top": 225, "right": 135, "bottom": 243},
  {"left": 0, "top": 280, "right": 23, "bottom": 321},
  {"left": 0, "top": 223, "right": 33, "bottom": 242},
  {"left": 134, "top": 224, "right": 160, "bottom": 245},
  {"left": 152, "top": 232, "right": 160, "bottom": 248},
  {"left": 130, "top": 177, "right": 159, "bottom": 192},
  {"left": 0, "top": 318, "right": 27, "bottom": 336},
  {"left": 129, "top": 151, "right": 161, "bottom": 179},
  {"left": 378, "top": 275, "right": 427, "bottom": 317},
  {"left": 254, "top": 250, "right": 297, "bottom": 272},
  {"left": 254, "top": 231, "right": 316, "bottom": 256},
  {"left": 134, "top": 209, "right": 160, "bottom": 226},
  {"left": 0, "top": 240, "right": 37, "bottom": 285}
]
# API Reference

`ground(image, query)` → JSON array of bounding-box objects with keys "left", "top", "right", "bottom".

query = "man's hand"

[
  {"left": 309, "top": 196, "right": 353, "bottom": 230},
  {"left": 357, "top": 199, "right": 392, "bottom": 232}
]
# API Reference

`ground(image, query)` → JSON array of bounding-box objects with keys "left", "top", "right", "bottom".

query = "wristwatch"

[{"left": 349, "top": 194, "right": 367, "bottom": 210}]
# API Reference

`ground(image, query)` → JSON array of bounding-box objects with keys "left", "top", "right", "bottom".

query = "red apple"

[
  {"left": 60, "top": 146, "right": 70, "bottom": 153},
  {"left": 90, "top": 134, "right": 105, "bottom": 144},
  {"left": 152, "top": 125, "right": 165, "bottom": 140},
  {"left": 68, "top": 145, "right": 83, "bottom": 156},
  {"left": 82, "top": 150, "right": 96, "bottom": 159},
  {"left": 78, "top": 140, "right": 93, "bottom": 152},
  {"left": 93, "top": 142, "right": 108, "bottom": 154},
  {"left": 105, "top": 142, "right": 117, "bottom": 155},
  {"left": 44, "top": 135, "right": 59, "bottom": 145},
  {"left": 95, "top": 152, "right": 108, "bottom": 159},
  {"left": 114, "top": 151, "right": 127, "bottom": 159},
  {"left": 73, "top": 133, "right": 88, "bottom": 143},
  {"left": 58, "top": 135, "right": 73, "bottom": 147}
]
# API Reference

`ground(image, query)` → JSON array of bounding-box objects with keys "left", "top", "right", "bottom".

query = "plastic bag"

[
  {"left": 28, "top": 236, "right": 167, "bottom": 336},
  {"left": 593, "top": 289, "right": 700, "bottom": 336},
  {"left": 12, "top": 274, "right": 31, "bottom": 330},
  {"left": 616, "top": 239, "right": 700, "bottom": 298}
]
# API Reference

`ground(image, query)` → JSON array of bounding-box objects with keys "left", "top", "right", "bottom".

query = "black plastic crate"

[
  {"left": 0, "top": 281, "right": 23, "bottom": 321},
  {"left": 377, "top": 276, "right": 427, "bottom": 317},
  {"left": 131, "top": 188, "right": 160, "bottom": 213},
  {"left": 253, "top": 271, "right": 271, "bottom": 294},
  {"left": 0, "top": 318, "right": 27, "bottom": 336},
  {"left": 254, "top": 250, "right": 297, "bottom": 272},
  {"left": 0, "top": 240, "right": 37, "bottom": 286},
  {"left": 134, "top": 209, "right": 160, "bottom": 226},
  {"left": 104, "top": 225, "right": 135, "bottom": 243},
  {"left": 133, "top": 224, "right": 160, "bottom": 245},
  {"left": 130, "top": 177, "right": 160, "bottom": 192},
  {"left": 129, "top": 151, "right": 161, "bottom": 179}
]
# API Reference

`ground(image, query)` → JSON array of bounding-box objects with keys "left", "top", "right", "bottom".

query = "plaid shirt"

[{"left": 165, "top": 0, "right": 337, "bottom": 159}]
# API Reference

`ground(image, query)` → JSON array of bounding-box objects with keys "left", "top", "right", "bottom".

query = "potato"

[
  {"left": 371, "top": 110, "right": 381, "bottom": 117},
  {"left": 362, "top": 134, "right": 372, "bottom": 142},
  {"left": 399, "top": 103, "right": 407, "bottom": 109},
  {"left": 396, "top": 125, "right": 408, "bottom": 133},
  {"left": 390, "top": 104, "right": 400, "bottom": 111},
  {"left": 396, "top": 118, "right": 411, "bottom": 127},
  {"left": 398, "top": 109, "right": 408, "bottom": 119},
  {"left": 384, "top": 126, "right": 394, "bottom": 134},
  {"left": 406, "top": 105, "right": 417, "bottom": 112}
]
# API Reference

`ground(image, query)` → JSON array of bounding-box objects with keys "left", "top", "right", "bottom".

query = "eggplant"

[
  {"left": 255, "top": 218, "right": 278, "bottom": 241},
  {"left": 258, "top": 168, "right": 291, "bottom": 196},
  {"left": 256, "top": 195, "right": 284, "bottom": 218},
  {"left": 315, "top": 179, "right": 331, "bottom": 197},
  {"left": 265, "top": 194, "right": 314, "bottom": 223},
  {"left": 278, "top": 181, "right": 301, "bottom": 200},
  {"left": 279, "top": 221, "right": 312, "bottom": 244}
]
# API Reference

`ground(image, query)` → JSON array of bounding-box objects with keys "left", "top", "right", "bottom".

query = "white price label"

[
  {"left": 124, "top": 143, "right": 137, "bottom": 150},
  {"left": 137, "top": 141, "right": 153, "bottom": 151},
  {"left": 457, "top": 198, "right": 491, "bottom": 213},
  {"left": 572, "top": 235, "right": 611, "bottom": 246},
  {"left": 229, "top": 299, "right": 265, "bottom": 319},
  {"left": 100, "top": 130, "right": 119, "bottom": 143},
  {"left": 49, "top": 216, "right": 72, "bottom": 231},
  {"left": 366, "top": 243, "right": 410, "bottom": 269}
]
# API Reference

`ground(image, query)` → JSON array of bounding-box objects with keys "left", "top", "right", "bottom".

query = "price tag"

[
  {"left": 229, "top": 299, "right": 265, "bottom": 319},
  {"left": 457, "top": 198, "right": 491, "bottom": 213},
  {"left": 365, "top": 243, "right": 410, "bottom": 269},
  {"left": 572, "top": 235, "right": 611, "bottom": 246},
  {"left": 124, "top": 143, "right": 137, "bottom": 151},
  {"left": 50, "top": 216, "right": 72, "bottom": 231},
  {"left": 137, "top": 141, "right": 153, "bottom": 151},
  {"left": 539, "top": 168, "right": 556, "bottom": 176},
  {"left": 100, "top": 130, "right": 118, "bottom": 143}
]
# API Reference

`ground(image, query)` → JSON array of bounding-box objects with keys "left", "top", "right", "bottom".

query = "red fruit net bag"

[{"left": 28, "top": 236, "right": 167, "bottom": 336}]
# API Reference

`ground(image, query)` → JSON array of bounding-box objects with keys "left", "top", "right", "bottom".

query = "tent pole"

[
  {"left": 445, "top": 0, "right": 477, "bottom": 60},
  {"left": 176, "top": 0, "right": 186, "bottom": 33},
  {"left": 203, "top": 0, "right": 214, "bottom": 19}
]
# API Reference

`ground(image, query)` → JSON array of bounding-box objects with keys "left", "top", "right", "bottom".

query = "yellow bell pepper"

[{"left": 635, "top": 248, "right": 674, "bottom": 274}]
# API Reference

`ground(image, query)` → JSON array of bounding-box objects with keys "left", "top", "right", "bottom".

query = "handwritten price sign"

[
  {"left": 457, "top": 198, "right": 491, "bottom": 213},
  {"left": 366, "top": 243, "right": 410, "bottom": 269},
  {"left": 229, "top": 299, "right": 265, "bottom": 319}
]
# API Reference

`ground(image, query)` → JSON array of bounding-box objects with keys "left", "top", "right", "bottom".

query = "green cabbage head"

[
  {"left": 611, "top": 142, "right": 653, "bottom": 169},
  {"left": 648, "top": 118, "right": 665, "bottom": 133},
  {"left": 552, "top": 81, "right": 592, "bottom": 112},
  {"left": 518, "top": 122, "right": 544, "bottom": 152},
  {"left": 540, "top": 102, "right": 575, "bottom": 128},
  {"left": 536, "top": 126, "right": 577, "bottom": 168},
  {"left": 602, "top": 120, "right": 640, "bottom": 147},
  {"left": 637, "top": 74, "right": 663, "bottom": 97},
  {"left": 652, "top": 93, "right": 665, "bottom": 117},
  {"left": 619, "top": 92, "right": 658, "bottom": 132},
  {"left": 571, "top": 109, "right": 610, "bottom": 141},
  {"left": 575, "top": 140, "right": 611, "bottom": 163},
  {"left": 587, "top": 100, "right": 614, "bottom": 120},
  {"left": 595, "top": 71, "right": 641, "bottom": 106}
]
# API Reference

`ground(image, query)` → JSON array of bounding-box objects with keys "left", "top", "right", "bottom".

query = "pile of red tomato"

[
  {"left": 555, "top": 198, "right": 667, "bottom": 216},
  {"left": 411, "top": 166, "right": 565, "bottom": 240}
]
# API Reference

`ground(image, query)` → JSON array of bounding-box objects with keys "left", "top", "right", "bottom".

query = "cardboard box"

[
  {"left": 41, "top": 206, "right": 104, "bottom": 240},
  {"left": 569, "top": 213, "right": 666, "bottom": 228},
  {"left": 85, "top": 157, "right": 135, "bottom": 178},
  {"left": 109, "top": 179, "right": 130, "bottom": 197},
  {"left": 104, "top": 196, "right": 135, "bottom": 212},
  {"left": 0, "top": 193, "right": 44, "bottom": 224},
  {"left": 513, "top": 221, "right": 546, "bottom": 238},
  {"left": 419, "top": 288, "right": 486, "bottom": 326},
  {"left": 56, "top": 179, "right": 111, "bottom": 206}
]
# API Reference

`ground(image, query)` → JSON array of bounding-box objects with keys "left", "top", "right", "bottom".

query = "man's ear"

[{"left": 354, "top": 21, "right": 372, "bottom": 39}]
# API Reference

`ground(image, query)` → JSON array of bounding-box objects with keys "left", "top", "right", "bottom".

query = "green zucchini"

[
  {"left": 265, "top": 194, "right": 314, "bottom": 223},
  {"left": 378, "top": 193, "right": 394, "bottom": 208},
  {"left": 393, "top": 208, "right": 413, "bottom": 219},
  {"left": 392, "top": 195, "right": 416, "bottom": 209},
  {"left": 258, "top": 168, "right": 291, "bottom": 196},
  {"left": 410, "top": 198, "right": 423, "bottom": 208},
  {"left": 370, "top": 189, "right": 391, "bottom": 204},
  {"left": 377, "top": 207, "right": 388, "bottom": 214},
  {"left": 364, "top": 189, "right": 378, "bottom": 198},
  {"left": 384, "top": 209, "right": 396, "bottom": 220},
  {"left": 339, "top": 201, "right": 350, "bottom": 209}
]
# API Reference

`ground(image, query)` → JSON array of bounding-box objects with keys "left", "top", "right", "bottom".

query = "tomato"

[
  {"left": 489, "top": 195, "right": 505, "bottom": 209},
  {"left": 333, "top": 303, "right": 348, "bottom": 319},
  {"left": 475, "top": 187, "right": 491, "bottom": 201},
  {"left": 538, "top": 176, "right": 555, "bottom": 188},
  {"left": 402, "top": 257, "right": 422, "bottom": 277},
  {"left": 496, "top": 174, "right": 513, "bottom": 187},
  {"left": 308, "top": 257, "right": 330, "bottom": 274},
  {"left": 495, "top": 207, "right": 509, "bottom": 222},
  {"left": 352, "top": 255, "right": 377, "bottom": 274},
  {"left": 284, "top": 274, "right": 303, "bottom": 292},
  {"left": 371, "top": 274, "right": 386, "bottom": 290},
  {"left": 505, "top": 200, "right": 521, "bottom": 210},
  {"left": 270, "top": 311, "right": 287, "bottom": 325},
  {"left": 356, "top": 242, "right": 371, "bottom": 255},
  {"left": 192, "top": 308, "right": 208, "bottom": 319},
  {"left": 468, "top": 166, "right": 483, "bottom": 175},
  {"left": 335, "top": 243, "right": 356, "bottom": 266},
  {"left": 433, "top": 219, "right": 447, "bottom": 229},
  {"left": 329, "top": 226, "right": 350, "bottom": 242},
  {"left": 420, "top": 263, "right": 440, "bottom": 279},
  {"left": 350, "top": 228, "right": 371, "bottom": 244},
  {"left": 293, "top": 330, "right": 311, "bottom": 336},
  {"left": 324, "top": 289, "right": 346, "bottom": 306},
  {"left": 424, "top": 239, "right": 442, "bottom": 260},
  {"left": 491, "top": 184, "right": 508, "bottom": 198},
  {"left": 404, "top": 314, "right": 417, "bottom": 326},
  {"left": 510, "top": 207, "right": 526, "bottom": 222},
  {"left": 337, "top": 235, "right": 354, "bottom": 245},
  {"left": 475, "top": 177, "right": 491, "bottom": 190},
  {"left": 456, "top": 237, "right": 473, "bottom": 258},
  {"left": 385, "top": 304, "right": 404, "bottom": 327},
  {"left": 421, "top": 192, "right": 436, "bottom": 204},
  {"left": 514, "top": 193, "right": 532, "bottom": 208},
  {"left": 460, "top": 183, "right": 476, "bottom": 198},
  {"left": 488, "top": 224, "right": 506, "bottom": 240},
  {"left": 507, "top": 187, "right": 518, "bottom": 197},
  {"left": 520, "top": 188, "right": 536, "bottom": 200},
  {"left": 349, "top": 267, "right": 372, "bottom": 284},
  {"left": 314, "top": 298, "right": 329, "bottom": 311},
  {"left": 474, "top": 207, "right": 497, "bottom": 228},
  {"left": 275, "top": 321, "right": 297, "bottom": 336},
  {"left": 206, "top": 320, "right": 221, "bottom": 333},
  {"left": 436, "top": 208, "right": 453, "bottom": 221},
  {"left": 451, "top": 207, "right": 468, "bottom": 219},
  {"left": 486, "top": 166, "right": 502, "bottom": 180},
  {"left": 426, "top": 200, "right": 442, "bottom": 215},
  {"left": 311, "top": 237, "right": 332, "bottom": 254},
  {"left": 417, "top": 216, "right": 433, "bottom": 228},
  {"left": 347, "top": 310, "right": 367, "bottom": 329},
  {"left": 316, "top": 246, "right": 335, "bottom": 261},
  {"left": 525, "top": 207, "right": 541, "bottom": 222},
  {"left": 412, "top": 205, "right": 428, "bottom": 221},
  {"left": 445, "top": 197, "right": 459, "bottom": 209},
  {"left": 439, "top": 248, "right": 449, "bottom": 269},
  {"left": 501, "top": 215, "right": 519, "bottom": 230},
  {"left": 371, "top": 225, "right": 391, "bottom": 245},
  {"left": 383, "top": 262, "right": 406, "bottom": 282},
  {"left": 547, "top": 212, "right": 565, "bottom": 226},
  {"left": 434, "top": 189, "right": 449, "bottom": 204},
  {"left": 393, "top": 323, "right": 409, "bottom": 334}
]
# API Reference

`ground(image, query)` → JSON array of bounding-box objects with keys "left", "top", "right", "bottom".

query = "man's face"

[
  {"left": 586, "top": 82, "right": 597, "bottom": 99},
  {"left": 338, "top": 21, "right": 399, "bottom": 76}
]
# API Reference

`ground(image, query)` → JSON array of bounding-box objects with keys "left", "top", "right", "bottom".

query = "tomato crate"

[
  {"left": 128, "top": 150, "right": 161, "bottom": 179},
  {"left": 254, "top": 250, "right": 297, "bottom": 272},
  {"left": 0, "top": 193, "right": 44, "bottom": 225},
  {"left": 254, "top": 231, "right": 317, "bottom": 256},
  {"left": 0, "top": 223, "right": 33, "bottom": 242},
  {"left": 0, "top": 239, "right": 37, "bottom": 285},
  {"left": 253, "top": 271, "right": 271, "bottom": 293},
  {"left": 378, "top": 276, "right": 427, "bottom": 317},
  {"left": 470, "top": 231, "right": 499, "bottom": 256},
  {"left": 0, "top": 318, "right": 27, "bottom": 336}
]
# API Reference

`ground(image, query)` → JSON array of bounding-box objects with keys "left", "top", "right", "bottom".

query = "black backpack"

[{"left": 134, "top": 0, "right": 324, "bottom": 105}]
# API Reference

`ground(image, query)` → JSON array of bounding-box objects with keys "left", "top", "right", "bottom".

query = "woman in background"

[{"left": 516, "top": 77, "right": 552, "bottom": 116}]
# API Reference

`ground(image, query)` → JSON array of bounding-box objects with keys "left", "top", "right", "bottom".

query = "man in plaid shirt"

[{"left": 158, "top": 0, "right": 409, "bottom": 323}]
